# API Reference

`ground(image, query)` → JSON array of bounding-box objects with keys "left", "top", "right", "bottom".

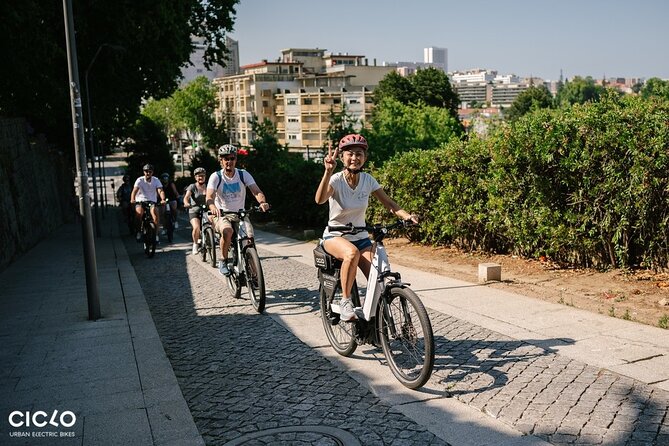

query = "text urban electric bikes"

[{"left": 314, "top": 220, "right": 435, "bottom": 389}]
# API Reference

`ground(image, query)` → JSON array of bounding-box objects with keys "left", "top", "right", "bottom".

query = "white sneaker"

[
  {"left": 175, "top": 221, "right": 179, "bottom": 229},
  {"left": 339, "top": 298, "right": 358, "bottom": 322},
  {"left": 192, "top": 243, "right": 199, "bottom": 255}
]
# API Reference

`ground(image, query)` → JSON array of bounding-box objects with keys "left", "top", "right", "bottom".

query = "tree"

[
  {"left": 412, "top": 67, "right": 460, "bottom": 116},
  {"left": 170, "top": 76, "right": 225, "bottom": 148},
  {"left": 325, "top": 104, "right": 358, "bottom": 148},
  {"left": 0, "top": 0, "right": 238, "bottom": 151},
  {"left": 504, "top": 85, "right": 554, "bottom": 121},
  {"left": 373, "top": 71, "right": 415, "bottom": 105},
  {"left": 366, "top": 97, "right": 463, "bottom": 164},
  {"left": 555, "top": 76, "right": 606, "bottom": 106},
  {"left": 640, "top": 77, "right": 669, "bottom": 101},
  {"left": 124, "top": 115, "right": 174, "bottom": 179}
]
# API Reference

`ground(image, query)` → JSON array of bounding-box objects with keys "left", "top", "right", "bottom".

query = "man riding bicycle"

[
  {"left": 206, "top": 144, "right": 270, "bottom": 276},
  {"left": 130, "top": 164, "right": 166, "bottom": 242}
]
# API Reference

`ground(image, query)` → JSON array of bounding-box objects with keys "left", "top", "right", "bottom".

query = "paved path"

[{"left": 1, "top": 194, "right": 668, "bottom": 445}]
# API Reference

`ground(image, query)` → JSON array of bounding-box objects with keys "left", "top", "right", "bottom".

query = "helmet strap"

[{"left": 345, "top": 167, "right": 363, "bottom": 175}]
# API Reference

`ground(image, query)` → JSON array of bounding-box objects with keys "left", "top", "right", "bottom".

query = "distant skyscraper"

[
  {"left": 180, "top": 36, "right": 239, "bottom": 85},
  {"left": 219, "top": 37, "right": 240, "bottom": 77},
  {"left": 424, "top": 47, "right": 447, "bottom": 72}
]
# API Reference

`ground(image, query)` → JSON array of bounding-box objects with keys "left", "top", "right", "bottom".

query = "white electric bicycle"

[{"left": 313, "top": 220, "right": 435, "bottom": 389}]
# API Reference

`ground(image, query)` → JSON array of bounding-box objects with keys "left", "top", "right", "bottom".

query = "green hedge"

[{"left": 372, "top": 93, "right": 669, "bottom": 269}]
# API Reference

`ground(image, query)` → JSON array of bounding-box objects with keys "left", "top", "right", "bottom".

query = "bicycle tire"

[
  {"left": 319, "top": 283, "right": 358, "bottom": 357},
  {"left": 204, "top": 226, "right": 216, "bottom": 266},
  {"left": 144, "top": 222, "right": 156, "bottom": 258},
  {"left": 377, "top": 287, "right": 434, "bottom": 389},
  {"left": 225, "top": 244, "right": 241, "bottom": 299},
  {"left": 165, "top": 209, "right": 174, "bottom": 243},
  {"left": 243, "top": 247, "right": 266, "bottom": 313}
]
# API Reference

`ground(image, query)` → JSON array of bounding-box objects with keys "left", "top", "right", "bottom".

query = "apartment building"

[
  {"left": 213, "top": 61, "right": 301, "bottom": 147},
  {"left": 214, "top": 48, "right": 393, "bottom": 151}
]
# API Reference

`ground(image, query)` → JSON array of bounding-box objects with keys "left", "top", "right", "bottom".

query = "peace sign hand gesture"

[{"left": 324, "top": 142, "right": 339, "bottom": 173}]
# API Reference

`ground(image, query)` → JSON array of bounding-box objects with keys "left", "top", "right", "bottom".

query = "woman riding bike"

[
  {"left": 183, "top": 167, "right": 208, "bottom": 255},
  {"left": 314, "top": 134, "right": 418, "bottom": 321}
]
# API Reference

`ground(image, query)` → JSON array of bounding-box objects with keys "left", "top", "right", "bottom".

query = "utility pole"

[{"left": 63, "top": 0, "right": 101, "bottom": 320}]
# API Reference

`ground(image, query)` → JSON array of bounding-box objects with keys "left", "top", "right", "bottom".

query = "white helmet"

[{"left": 218, "top": 144, "right": 238, "bottom": 156}]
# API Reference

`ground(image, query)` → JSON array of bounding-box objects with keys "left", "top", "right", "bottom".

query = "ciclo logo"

[{"left": 8, "top": 410, "right": 76, "bottom": 428}]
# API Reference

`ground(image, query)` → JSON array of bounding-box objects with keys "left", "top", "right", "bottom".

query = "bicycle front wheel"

[
  {"left": 319, "top": 284, "right": 357, "bottom": 357},
  {"left": 225, "top": 244, "right": 241, "bottom": 299},
  {"left": 144, "top": 222, "right": 156, "bottom": 258},
  {"left": 204, "top": 226, "right": 216, "bottom": 266},
  {"left": 377, "top": 287, "right": 434, "bottom": 389},
  {"left": 243, "top": 247, "right": 266, "bottom": 313}
]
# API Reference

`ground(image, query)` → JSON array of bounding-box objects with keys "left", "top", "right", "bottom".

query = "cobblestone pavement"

[
  {"left": 125, "top": 233, "right": 669, "bottom": 446},
  {"left": 123, "top": 236, "right": 448, "bottom": 446}
]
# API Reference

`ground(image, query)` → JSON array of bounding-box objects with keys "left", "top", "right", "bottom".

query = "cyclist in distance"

[
  {"left": 314, "top": 134, "right": 418, "bottom": 321},
  {"left": 206, "top": 144, "right": 270, "bottom": 276},
  {"left": 130, "top": 164, "right": 166, "bottom": 242},
  {"left": 160, "top": 172, "right": 180, "bottom": 230},
  {"left": 116, "top": 174, "right": 133, "bottom": 228},
  {"left": 183, "top": 167, "right": 208, "bottom": 255}
]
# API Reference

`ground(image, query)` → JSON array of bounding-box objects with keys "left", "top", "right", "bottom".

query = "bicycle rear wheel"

[
  {"left": 319, "top": 282, "right": 358, "bottom": 357},
  {"left": 165, "top": 212, "right": 174, "bottom": 243},
  {"left": 242, "top": 247, "right": 266, "bottom": 313},
  {"left": 377, "top": 287, "right": 434, "bottom": 389}
]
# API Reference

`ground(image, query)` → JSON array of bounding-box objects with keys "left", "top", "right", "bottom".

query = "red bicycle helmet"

[{"left": 338, "top": 134, "right": 368, "bottom": 151}]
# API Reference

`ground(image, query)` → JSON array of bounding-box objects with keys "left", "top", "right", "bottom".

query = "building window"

[
  {"left": 303, "top": 98, "right": 313, "bottom": 105},
  {"left": 288, "top": 134, "right": 298, "bottom": 140},
  {"left": 287, "top": 99, "right": 297, "bottom": 105}
]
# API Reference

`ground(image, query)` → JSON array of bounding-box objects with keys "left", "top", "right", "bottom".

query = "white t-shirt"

[
  {"left": 324, "top": 171, "right": 380, "bottom": 241},
  {"left": 133, "top": 176, "right": 162, "bottom": 202},
  {"left": 207, "top": 168, "right": 256, "bottom": 211}
]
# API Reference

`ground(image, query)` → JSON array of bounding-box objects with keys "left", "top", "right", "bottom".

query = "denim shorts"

[{"left": 322, "top": 235, "right": 372, "bottom": 251}]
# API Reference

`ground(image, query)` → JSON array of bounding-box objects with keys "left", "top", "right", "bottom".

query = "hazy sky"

[{"left": 230, "top": 0, "right": 669, "bottom": 80}]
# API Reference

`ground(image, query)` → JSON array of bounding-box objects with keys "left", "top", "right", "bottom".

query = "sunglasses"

[
  {"left": 143, "top": 170, "right": 153, "bottom": 173},
  {"left": 220, "top": 156, "right": 236, "bottom": 161}
]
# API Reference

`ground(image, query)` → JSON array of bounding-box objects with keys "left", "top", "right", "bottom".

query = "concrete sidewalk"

[{"left": 0, "top": 218, "right": 202, "bottom": 445}]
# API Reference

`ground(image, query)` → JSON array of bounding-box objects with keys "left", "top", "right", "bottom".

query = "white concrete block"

[{"left": 478, "top": 263, "right": 501, "bottom": 282}]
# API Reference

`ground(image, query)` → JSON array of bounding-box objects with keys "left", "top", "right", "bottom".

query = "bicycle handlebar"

[
  {"left": 328, "top": 219, "right": 416, "bottom": 236},
  {"left": 220, "top": 205, "right": 270, "bottom": 216}
]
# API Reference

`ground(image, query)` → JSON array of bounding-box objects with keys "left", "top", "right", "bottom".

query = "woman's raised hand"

[{"left": 324, "top": 142, "right": 338, "bottom": 173}]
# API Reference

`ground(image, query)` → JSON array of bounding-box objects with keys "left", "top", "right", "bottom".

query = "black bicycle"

[
  {"left": 314, "top": 221, "right": 434, "bottom": 389},
  {"left": 221, "top": 207, "right": 266, "bottom": 313},
  {"left": 137, "top": 201, "right": 157, "bottom": 258}
]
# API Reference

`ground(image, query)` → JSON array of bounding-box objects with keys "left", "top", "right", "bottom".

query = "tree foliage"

[
  {"left": 373, "top": 68, "right": 460, "bottom": 118},
  {"left": 555, "top": 76, "right": 606, "bottom": 107},
  {"left": 365, "top": 97, "right": 464, "bottom": 164},
  {"left": 504, "top": 85, "right": 554, "bottom": 121},
  {"left": 0, "top": 0, "right": 238, "bottom": 152},
  {"left": 370, "top": 92, "right": 669, "bottom": 269},
  {"left": 640, "top": 77, "right": 669, "bottom": 101}
]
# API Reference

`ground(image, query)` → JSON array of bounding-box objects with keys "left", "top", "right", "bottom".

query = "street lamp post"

[{"left": 62, "top": 0, "right": 101, "bottom": 320}]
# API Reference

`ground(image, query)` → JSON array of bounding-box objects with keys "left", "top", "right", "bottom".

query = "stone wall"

[{"left": 0, "top": 118, "right": 75, "bottom": 271}]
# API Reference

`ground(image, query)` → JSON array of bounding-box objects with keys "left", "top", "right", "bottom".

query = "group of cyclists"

[{"left": 115, "top": 135, "right": 417, "bottom": 307}]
